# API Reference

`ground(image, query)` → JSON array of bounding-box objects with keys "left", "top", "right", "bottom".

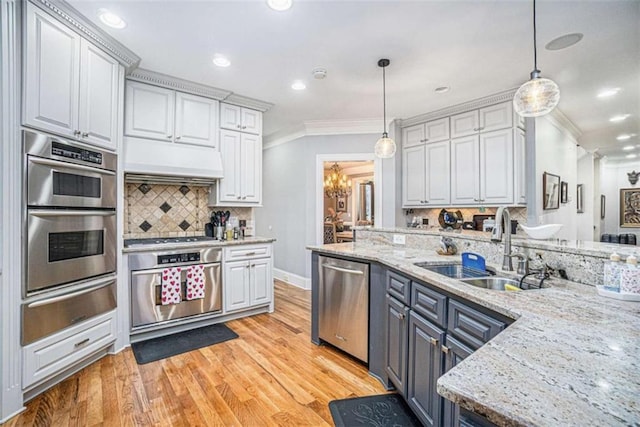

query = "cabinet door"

[
  {"left": 386, "top": 295, "right": 409, "bottom": 396},
  {"left": 250, "top": 258, "right": 272, "bottom": 306},
  {"left": 402, "top": 124, "right": 425, "bottom": 148},
  {"left": 224, "top": 260, "right": 250, "bottom": 311},
  {"left": 24, "top": 2, "right": 80, "bottom": 138},
  {"left": 450, "top": 110, "right": 479, "bottom": 138},
  {"left": 241, "top": 108, "right": 262, "bottom": 135},
  {"left": 218, "top": 130, "right": 242, "bottom": 202},
  {"left": 480, "top": 129, "right": 513, "bottom": 204},
  {"left": 402, "top": 144, "right": 427, "bottom": 206},
  {"left": 124, "top": 81, "right": 175, "bottom": 140},
  {"left": 514, "top": 128, "right": 526, "bottom": 204},
  {"left": 424, "top": 117, "right": 450, "bottom": 143},
  {"left": 240, "top": 134, "right": 262, "bottom": 203},
  {"left": 479, "top": 101, "right": 513, "bottom": 133},
  {"left": 425, "top": 141, "right": 451, "bottom": 205},
  {"left": 450, "top": 135, "right": 480, "bottom": 204},
  {"left": 78, "top": 39, "right": 121, "bottom": 148},
  {"left": 174, "top": 92, "right": 218, "bottom": 147},
  {"left": 220, "top": 103, "right": 242, "bottom": 131},
  {"left": 442, "top": 335, "right": 475, "bottom": 427},
  {"left": 407, "top": 312, "right": 446, "bottom": 427}
]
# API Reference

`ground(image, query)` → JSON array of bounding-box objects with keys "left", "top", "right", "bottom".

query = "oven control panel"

[
  {"left": 52, "top": 141, "right": 103, "bottom": 165},
  {"left": 157, "top": 252, "right": 201, "bottom": 265}
]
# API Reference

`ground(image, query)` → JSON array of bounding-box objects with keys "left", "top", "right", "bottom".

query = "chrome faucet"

[{"left": 491, "top": 206, "right": 513, "bottom": 271}]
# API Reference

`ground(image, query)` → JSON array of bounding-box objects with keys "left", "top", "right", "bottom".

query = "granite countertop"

[
  {"left": 122, "top": 236, "right": 275, "bottom": 253},
  {"left": 307, "top": 242, "right": 640, "bottom": 426}
]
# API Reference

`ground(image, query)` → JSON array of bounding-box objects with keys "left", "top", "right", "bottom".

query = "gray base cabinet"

[
  {"left": 442, "top": 335, "right": 475, "bottom": 426},
  {"left": 386, "top": 294, "right": 409, "bottom": 395}
]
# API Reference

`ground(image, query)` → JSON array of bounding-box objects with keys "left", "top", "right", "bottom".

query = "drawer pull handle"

[
  {"left": 430, "top": 337, "right": 438, "bottom": 346},
  {"left": 335, "top": 334, "right": 347, "bottom": 341},
  {"left": 244, "top": 252, "right": 256, "bottom": 256},
  {"left": 397, "top": 312, "right": 405, "bottom": 320},
  {"left": 74, "top": 338, "right": 90, "bottom": 348},
  {"left": 442, "top": 345, "right": 450, "bottom": 354}
]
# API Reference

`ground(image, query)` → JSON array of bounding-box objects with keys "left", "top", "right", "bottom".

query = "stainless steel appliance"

[
  {"left": 318, "top": 255, "right": 369, "bottom": 363},
  {"left": 128, "top": 245, "right": 222, "bottom": 333},
  {"left": 24, "top": 130, "right": 117, "bottom": 293}
]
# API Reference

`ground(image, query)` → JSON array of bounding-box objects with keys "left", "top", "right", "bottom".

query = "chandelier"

[{"left": 324, "top": 163, "right": 352, "bottom": 199}]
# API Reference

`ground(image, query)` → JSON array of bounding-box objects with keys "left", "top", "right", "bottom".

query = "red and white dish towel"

[
  {"left": 161, "top": 267, "right": 182, "bottom": 305},
  {"left": 186, "top": 265, "right": 205, "bottom": 300}
]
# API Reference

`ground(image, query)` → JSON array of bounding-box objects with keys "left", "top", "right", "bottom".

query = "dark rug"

[
  {"left": 131, "top": 323, "right": 238, "bottom": 365},
  {"left": 329, "top": 394, "right": 423, "bottom": 427}
]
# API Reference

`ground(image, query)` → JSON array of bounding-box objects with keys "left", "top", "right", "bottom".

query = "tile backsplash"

[{"left": 124, "top": 183, "right": 253, "bottom": 239}]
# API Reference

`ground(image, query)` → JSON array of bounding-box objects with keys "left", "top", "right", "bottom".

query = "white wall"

[
  {"left": 576, "top": 147, "right": 596, "bottom": 241},
  {"left": 256, "top": 133, "right": 396, "bottom": 281},
  {"left": 534, "top": 115, "right": 579, "bottom": 240},
  {"left": 600, "top": 159, "right": 640, "bottom": 237}
]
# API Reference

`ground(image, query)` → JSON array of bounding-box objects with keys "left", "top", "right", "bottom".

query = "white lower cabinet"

[
  {"left": 23, "top": 310, "right": 116, "bottom": 389},
  {"left": 223, "top": 244, "right": 273, "bottom": 312}
]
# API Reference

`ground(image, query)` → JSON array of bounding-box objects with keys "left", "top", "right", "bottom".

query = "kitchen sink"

[
  {"left": 414, "top": 262, "right": 494, "bottom": 279},
  {"left": 459, "top": 277, "right": 523, "bottom": 291}
]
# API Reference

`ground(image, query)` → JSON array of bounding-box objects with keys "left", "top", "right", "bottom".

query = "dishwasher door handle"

[{"left": 321, "top": 264, "right": 365, "bottom": 275}]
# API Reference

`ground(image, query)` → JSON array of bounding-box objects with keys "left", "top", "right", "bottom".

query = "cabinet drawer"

[
  {"left": 447, "top": 300, "right": 506, "bottom": 350},
  {"left": 386, "top": 270, "right": 411, "bottom": 304},
  {"left": 224, "top": 244, "right": 272, "bottom": 260},
  {"left": 23, "top": 311, "right": 116, "bottom": 388},
  {"left": 411, "top": 282, "right": 447, "bottom": 328}
]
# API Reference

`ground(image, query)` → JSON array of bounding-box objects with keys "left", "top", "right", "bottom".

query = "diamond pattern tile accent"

[
  {"left": 178, "top": 220, "right": 191, "bottom": 231},
  {"left": 138, "top": 184, "right": 152, "bottom": 194},
  {"left": 139, "top": 220, "right": 152, "bottom": 232},
  {"left": 160, "top": 201, "right": 172, "bottom": 213},
  {"left": 179, "top": 185, "right": 190, "bottom": 195}
]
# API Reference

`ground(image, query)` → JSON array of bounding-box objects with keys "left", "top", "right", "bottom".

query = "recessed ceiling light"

[
  {"left": 267, "top": 0, "right": 292, "bottom": 11},
  {"left": 622, "top": 145, "right": 635, "bottom": 151},
  {"left": 597, "top": 88, "right": 621, "bottom": 98},
  {"left": 617, "top": 134, "right": 633, "bottom": 141},
  {"left": 435, "top": 86, "right": 450, "bottom": 94},
  {"left": 626, "top": 153, "right": 637, "bottom": 159},
  {"left": 610, "top": 114, "right": 630, "bottom": 122},
  {"left": 291, "top": 81, "right": 306, "bottom": 90},
  {"left": 212, "top": 55, "right": 231, "bottom": 67},
  {"left": 97, "top": 9, "right": 126, "bottom": 29},
  {"left": 545, "top": 33, "right": 583, "bottom": 51}
]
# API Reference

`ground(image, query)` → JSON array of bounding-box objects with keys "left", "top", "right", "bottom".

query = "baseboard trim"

[{"left": 273, "top": 268, "right": 311, "bottom": 290}]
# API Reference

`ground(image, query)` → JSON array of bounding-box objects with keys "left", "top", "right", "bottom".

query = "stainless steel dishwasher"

[{"left": 318, "top": 255, "right": 369, "bottom": 363}]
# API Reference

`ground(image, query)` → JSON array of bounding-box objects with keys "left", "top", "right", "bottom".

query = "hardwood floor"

[{"left": 7, "top": 281, "right": 386, "bottom": 426}]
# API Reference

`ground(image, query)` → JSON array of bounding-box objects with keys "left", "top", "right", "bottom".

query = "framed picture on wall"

[
  {"left": 560, "top": 181, "right": 568, "bottom": 203},
  {"left": 336, "top": 196, "right": 347, "bottom": 212},
  {"left": 601, "top": 194, "right": 606, "bottom": 219},
  {"left": 620, "top": 188, "right": 640, "bottom": 227},
  {"left": 543, "top": 172, "right": 560, "bottom": 210},
  {"left": 576, "top": 184, "right": 584, "bottom": 213}
]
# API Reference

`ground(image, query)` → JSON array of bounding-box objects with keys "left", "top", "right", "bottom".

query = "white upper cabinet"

[
  {"left": 125, "top": 81, "right": 219, "bottom": 148},
  {"left": 479, "top": 129, "right": 514, "bottom": 204},
  {"left": 402, "top": 140, "right": 450, "bottom": 207},
  {"left": 24, "top": 3, "right": 121, "bottom": 149},
  {"left": 220, "top": 103, "right": 262, "bottom": 135},
  {"left": 403, "top": 117, "right": 450, "bottom": 148},
  {"left": 451, "top": 135, "right": 480, "bottom": 204},
  {"left": 450, "top": 102, "right": 513, "bottom": 138},
  {"left": 216, "top": 129, "right": 262, "bottom": 205}
]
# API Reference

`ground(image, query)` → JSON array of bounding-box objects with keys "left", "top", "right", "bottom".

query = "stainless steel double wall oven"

[{"left": 22, "top": 130, "right": 117, "bottom": 345}]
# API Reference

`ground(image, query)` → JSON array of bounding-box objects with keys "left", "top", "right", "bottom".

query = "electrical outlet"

[
  {"left": 393, "top": 234, "right": 406, "bottom": 245},
  {"left": 283, "top": 274, "right": 290, "bottom": 282}
]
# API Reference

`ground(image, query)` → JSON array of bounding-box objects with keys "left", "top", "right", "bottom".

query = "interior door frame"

[{"left": 315, "top": 153, "right": 382, "bottom": 244}]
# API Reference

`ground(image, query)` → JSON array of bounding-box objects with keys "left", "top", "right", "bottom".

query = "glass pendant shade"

[
  {"left": 513, "top": 70, "right": 560, "bottom": 117},
  {"left": 374, "top": 133, "right": 396, "bottom": 158}
]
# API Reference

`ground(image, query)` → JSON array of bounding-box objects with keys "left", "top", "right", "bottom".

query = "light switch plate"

[{"left": 393, "top": 234, "right": 406, "bottom": 245}]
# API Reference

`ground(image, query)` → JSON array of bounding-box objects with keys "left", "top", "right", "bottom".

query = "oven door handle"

[
  {"left": 26, "top": 276, "right": 115, "bottom": 308},
  {"left": 131, "top": 262, "right": 220, "bottom": 277},
  {"left": 29, "top": 156, "right": 116, "bottom": 176},
  {"left": 29, "top": 209, "right": 115, "bottom": 217}
]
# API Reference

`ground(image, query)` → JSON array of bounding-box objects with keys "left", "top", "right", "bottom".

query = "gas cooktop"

[{"left": 124, "top": 236, "right": 218, "bottom": 248}]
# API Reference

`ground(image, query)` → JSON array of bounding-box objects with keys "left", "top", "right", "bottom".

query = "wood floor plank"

[{"left": 8, "top": 280, "right": 386, "bottom": 426}]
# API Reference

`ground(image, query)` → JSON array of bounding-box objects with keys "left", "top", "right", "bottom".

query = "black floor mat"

[
  {"left": 329, "top": 394, "right": 423, "bottom": 427},
  {"left": 131, "top": 323, "right": 238, "bottom": 364}
]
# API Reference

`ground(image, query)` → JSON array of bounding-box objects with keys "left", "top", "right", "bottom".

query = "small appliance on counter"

[{"left": 438, "top": 209, "right": 463, "bottom": 229}]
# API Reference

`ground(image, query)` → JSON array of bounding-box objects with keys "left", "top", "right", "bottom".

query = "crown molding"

[
  {"left": 400, "top": 88, "right": 518, "bottom": 127},
  {"left": 547, "top": 107, "right": 582, "bottom": 140},
  {"left": 223, "top": 94, "right": 274, "bottom": 112},
  {"left": 127, "top": 68, "right": 232, "bottom": 100},
  {"left": 263, "top": 118, "right": 385, "bottom": 150},
  {"left": 30, "top": 0, "right": 141, "bottom": 72}
]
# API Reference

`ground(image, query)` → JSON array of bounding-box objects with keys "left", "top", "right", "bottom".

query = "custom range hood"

[{"left": 124, "top": 138, "right": 223, "bottom": 185}]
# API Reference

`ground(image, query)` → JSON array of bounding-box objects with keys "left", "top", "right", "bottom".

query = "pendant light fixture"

[
  {"left": 374, "top": 59, "right": 396, "bottom": 158},
  {"left": 513, "top": 0, "right": 560, "bottom": 117}
]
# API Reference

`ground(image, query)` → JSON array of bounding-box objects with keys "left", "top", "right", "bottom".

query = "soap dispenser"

[
  {"left": 603, "top": 253, "right": 622, "bottom": 292},
  {"left": 620, "top": 253, "right": 640, "bottom": 294}
]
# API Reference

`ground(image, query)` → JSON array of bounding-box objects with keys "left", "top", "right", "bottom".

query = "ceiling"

[{"left": 68, "top": 0, "right": 640, "bottom": 162}]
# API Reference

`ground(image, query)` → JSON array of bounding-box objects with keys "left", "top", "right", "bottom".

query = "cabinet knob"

[
  {"left": 242, "top": 126, "right": 247, "bottom": 129},
  {"left": 81, "top": 132, "right": 88, "bottom": 138},
  {"left": 424, "top": 138, "right": 429, "bottom": 142},
  {"left": 430, "top": 337, "right": 438, "bottom": 346},
  {"left": 176, "top": 136, "right": 181, "bottom": 140},
  {"left": 237, "top": 125, "right": 241, "bottom": 129},
  {"left": 396, "top": 312, "right": 405, "bottom": 320},
  {"left": 237, "top": 196, "right": 241, "bottom": 199},
  {"left": 442, "top": 345, "right": 450, "bottom": 354},
  {"left": 73, "top": 130, "right": 81, "bottom": 136},
  {"left": 166, "top": 135, "right": 172, "bottom": 139},
  {"left": 242, "top": 196, "right": 246, "bottom": 200}
]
